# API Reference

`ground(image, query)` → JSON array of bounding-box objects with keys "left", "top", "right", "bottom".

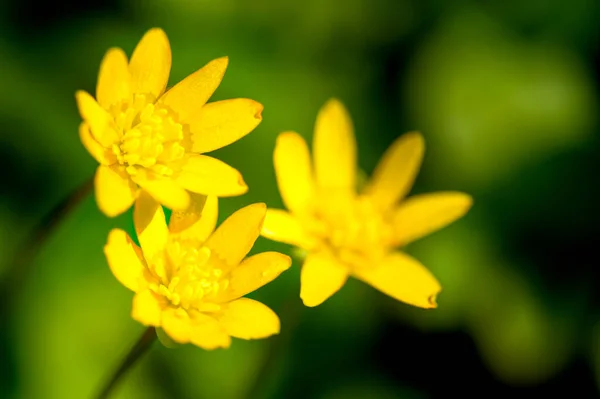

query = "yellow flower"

[
  {"left": 261, "top": 99, "right": 473, "bottom": 309},
  {"left": 104, "top": 192, "right": 291, "bottom": 349},
  {"left": 77, "top": 28, "right": 262, "bottom": 217}
]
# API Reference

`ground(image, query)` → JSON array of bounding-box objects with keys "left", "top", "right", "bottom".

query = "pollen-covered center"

[
  {"left": 148, "top": 240, "right": 228, "bottom": 312},
  {"left": 313, "top": 195, "right": 393, "bottom": 266},
  {"left": 109, "top": 95, "right": 186, "bottom": 177}
]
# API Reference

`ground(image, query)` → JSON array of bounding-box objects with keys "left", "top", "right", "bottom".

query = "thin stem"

[
  {"left": 0, "top": 176, "right": 94, "bottom": 309},
  {"left": 95, "top": 327, "right": 157, "bottom": 399},
  {"left": 243, "top": 292, "right": 303, "bottom": 399}
]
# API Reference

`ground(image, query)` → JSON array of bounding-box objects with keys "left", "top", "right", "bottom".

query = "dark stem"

[
  {"left": 0, "top": 176, "right": 94, "bottom": 309},
  {"left": 95, "top": 327, "right": 157, "bottom": 399},
  {"left": 243, "top": 292, "right": 303, "bottom": 399}
]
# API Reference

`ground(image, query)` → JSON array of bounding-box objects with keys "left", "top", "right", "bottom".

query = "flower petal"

[
  {"left": 167, "top": 193, "right": 206, "bottom": 233},
  {"left": 300, "top": 252, "right": 348, "bottom": 307},
  {"left": 392, "top": 192, "right": 473, "bottom": 246},
  {"left": 313, "top": 99, "right": 356, "bottom": 192},
  {"left": 205, "top": 203, "right": 266, "bottom": 268},
  {"left": 94, "top": 165, "right": 137, "bottom": 217},
  {"left": 160, "top": 57, "right": 229, "bottom": 123},
  {"left": 218, "top": 298, "right": 280, "bottom": 340},
  {"left": 79, "top": 123, "right": 116, "bottom": 165},
  {"left": 216, "top": 252, "right": 291, "bottom": 302},
  {"left": 189, "top": 98, "right": 263, "bottom": 153},
  {"left": 104, "top": 229, "right": 146, "bottom": 292},
  {"left": 129, "top": 28, "right": 171, "bottom": 100},
  {"left": 175, "top": 155, "right": 247, "bottom": 197},
  {"left": 353, "top": 252, "right": 441, "bottom": 309},
  {"left": 313, "top": 187, "right": 356, "bottom": 225},
  {"left": 273, "top": 132, "right": 315, "bottom": 214},
  {"left": 161, "top": 308, "right": 192, "bottom": 344},
  {"left": 75, "top": 90, "right": 118, "bottom": 147},
  {"left": 135, "top": 174, "right": 191, "bottom": 211},
  {"left": 96, "top": 47, "right": 131, "bottom": 109},
  {"left": 132, "top": 289, "right": 163, "bottom": 326},
  {"left": 190, "top": 313, "right": 231, "bottom": 350},
  {"left": 363, "top": 132, "right": 425, "bottom": 209},
  {"left": 134, "top": 191, "right": 169, "bottom": 261},
  {"left": 169, "top": 194, "right": 218, "bottom": 243},
  {"left": 261, "top": 209, "right": 316, "bottom": 250}
]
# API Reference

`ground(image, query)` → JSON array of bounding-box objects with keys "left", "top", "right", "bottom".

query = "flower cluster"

[{"left": 79, "top": 28, "right": 472, "bottom": 349}]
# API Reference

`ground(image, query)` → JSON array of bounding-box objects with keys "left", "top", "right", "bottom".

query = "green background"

[{"left": 1, "top": 0, "right": 599, "bottom": 398}]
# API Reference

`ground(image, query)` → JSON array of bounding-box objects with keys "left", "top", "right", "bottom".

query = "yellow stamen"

[
  {"left": 310, "top": 195, "right": 393, "bottom": 266},
  {"left": 107, "top": 97, "right": 185, "bottom": 177},
  {"left": 156, "top": 241, "right": 229, "bottom": 311}
]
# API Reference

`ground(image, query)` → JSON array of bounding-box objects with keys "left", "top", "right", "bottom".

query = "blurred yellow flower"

[
  {"left": 261, "top": 99, "right": 472, "bottom": 308},
  {"left": 77, "top": 28, "right": 262, "bottom": 217},
  {"left": 104, "top": 193, "right": 291, "bottom": 349}
]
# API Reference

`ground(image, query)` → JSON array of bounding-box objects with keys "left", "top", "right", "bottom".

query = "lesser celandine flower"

[
  {"left": 104, "top": 192, "right": 291, "bottom": 349},
  {"left": 77, "top": 28, "right": 262, "bottom": 217},
  {"left": 261, "top": 99, "right": 473, "bottom": 308}
]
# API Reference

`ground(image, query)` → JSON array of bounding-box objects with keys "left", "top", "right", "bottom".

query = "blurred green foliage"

[{"left": 1, "top": 0, "right": 599, "bottom": 398}]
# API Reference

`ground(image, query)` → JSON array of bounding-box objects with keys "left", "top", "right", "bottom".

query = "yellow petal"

[
  {"left": 363, "top": 132, "right": 425, "bottom": 209},
  {"left": 169, "top": 194, "right": 218, "bottom": 243},
  {"left": 189, "top": 98, "right": 263, "bottom": 153},
  {"left": 313, "top": 98, "right": 356, "bottom": 192},
  {"left": 218, "top": 298, "right": 280, "bottom": 339},
  {"left": 175, "top": 155, "right": 247, "bottom": 197},
  {"left": 160, "top": 57, "right": 229, "bottom": 123},
  {"left": 79, "top": 123, "right": 116, "bottom": 165},
  {"left": 300, "top": 252, "right": 348, "bottom": 307},
  {"left": 129, "top": 28, "right": 171, "bottom": 100},
  {"left": 216, "top": 252, "right": 291, "bottom": 302},
  {"left": 261, "top": 209, "right": 316, "bottom": 250},
  {"left": 132, "top": 289, "right": 163, "bottom": 326},
  {"left": 273, "top": 132, "right": 314, "bottom": 214},
  {"left": 161, "top": 308, "right": 192, "bottom": 344},
  {"left": 135, "top": 175, "right": 191, "bottom": 211},
  {"left": 75, "top": 90, "right": 118, "bottom": 147},
  {"left": 189, "top": 313, "right": 231, "bottom": 350},
  {"left": 104, "top": 229, "right": 146, "bottom": 292},
  {"left": 94, "top": 165, "right": 137, "bottom": 217},
  {"left": 316, "top": 189, "right": 355, "bottom": 223},
  {"left": 96, "top": 47, "right": 131, "bottom": 109},
  {"left": 133, "top": 191, "right": 169, "bottom": 261},
  {"left": 205, "top": 203, "right": 266, "bottom": 268},
  {"left": 167, "top": 193, "right": 206, "bottom": 233},
  {"left": 392, "top": 192, "right": 473, "bottom": 246},
  {"left": 353, "top": 252, "right": 441, "bottom": 309}
]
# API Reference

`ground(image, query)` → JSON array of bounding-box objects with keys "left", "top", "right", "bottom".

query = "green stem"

[
  {"left": 95, "top": 327, "right": 157, "bottom": 399},
  {"left": 0, "top": 176, "right": 94, "bottom": 309},
  {"left": 243, "top": 292, "right": 303, "bottom": 399}
]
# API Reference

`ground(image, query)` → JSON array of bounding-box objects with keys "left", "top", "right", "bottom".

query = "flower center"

[
  {"left": 312, "top": 195, "right": 393, "bottom": 266},
  {"left": 109, "top": 95, "right": 186, "bottom": 177},
  {"left": 148, "top": 240, "right": 228, "bottom": 312}
]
